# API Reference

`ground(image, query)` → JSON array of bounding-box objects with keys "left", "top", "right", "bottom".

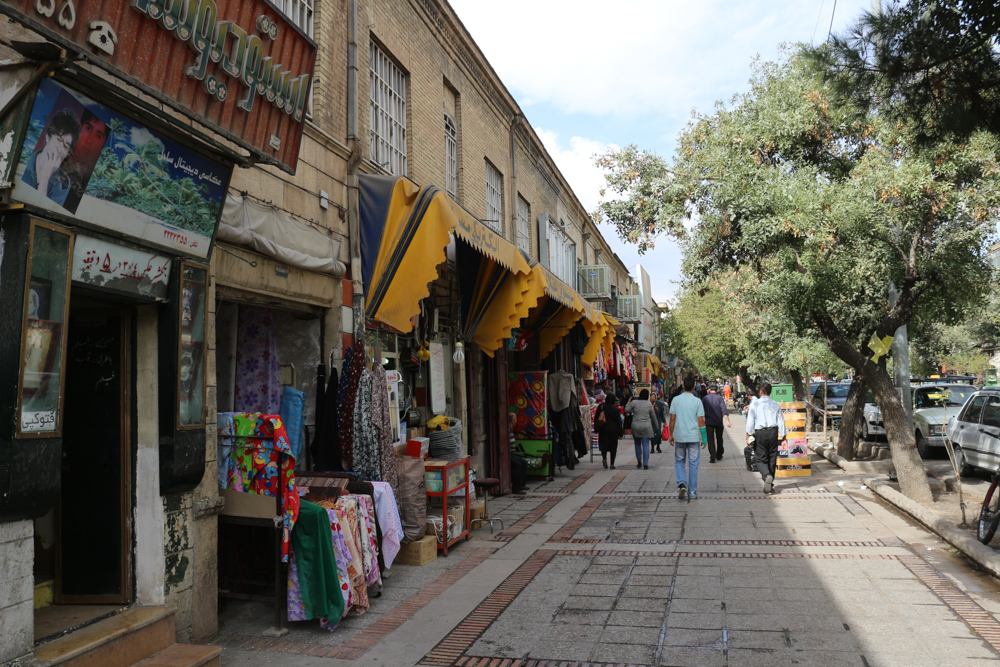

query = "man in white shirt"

[{"left": 745, "top": 382, "right": 786, "bottom": 494}]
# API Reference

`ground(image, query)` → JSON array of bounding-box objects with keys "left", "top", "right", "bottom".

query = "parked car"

[
  {"left": 812, "top": 382, "right": 852, "bottom": 423},
  {"left": 946, "top": 386, "right": 1000, "bottom": 475},
  {"left": 912, "top": 384, "right": 979, "bottom": 456},
  {"left": 861, "top": 388, "right": 885, "bottom": 441}
]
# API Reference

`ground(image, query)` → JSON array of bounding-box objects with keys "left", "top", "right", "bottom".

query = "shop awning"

[
  {"left": 360, "top": 174, "right": 535, "bottom": 339},
  {"left": 457, "top": 241, "right": 541, "bottom": 356}
]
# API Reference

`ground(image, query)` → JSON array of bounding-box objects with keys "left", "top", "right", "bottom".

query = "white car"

[
  {"left": 861, "top": 389, "right": 885, "bottom": 441},
  {"left": 946, "top": 386, "right": 1000, "bottom": 475}
]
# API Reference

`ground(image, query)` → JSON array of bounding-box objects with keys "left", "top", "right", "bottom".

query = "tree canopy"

[{"left": 595, "top": 45, "right": 1000, "bottom": 501}]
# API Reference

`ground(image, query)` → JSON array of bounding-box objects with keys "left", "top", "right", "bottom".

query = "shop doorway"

[{"left": 35, "top": 299, "right": 133, "bottom": 638}]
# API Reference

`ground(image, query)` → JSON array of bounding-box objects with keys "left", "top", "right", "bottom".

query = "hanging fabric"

[{"left": 234, "top": 305, "right": 282, "bottom": 414}]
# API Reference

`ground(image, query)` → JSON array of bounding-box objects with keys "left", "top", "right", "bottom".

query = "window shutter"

[
  {"left": 538, "top": 213, "right": 549, "bottom": 268},
  {"left": 570, "top": 242, "right": 578, "bottom": 290}
]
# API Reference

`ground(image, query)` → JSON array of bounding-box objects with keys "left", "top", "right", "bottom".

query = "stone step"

[
  {"left": 133, "top": 644, "right": 222, "bottom": 667},
  {"left": 34, "top": 606, "right": 176, "bottom": 667}
]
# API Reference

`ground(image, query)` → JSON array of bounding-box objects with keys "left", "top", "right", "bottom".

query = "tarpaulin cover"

[{"left": 220, "top": 194, "right": 345, "bottom": 275}]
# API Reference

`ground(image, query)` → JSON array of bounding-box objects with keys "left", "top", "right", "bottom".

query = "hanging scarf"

[
  {"left": 371, "top": 364, "right": 399, "bottom": 502},
  {"left": 353, "top": 369, "right": 381, "bottom": 481}
]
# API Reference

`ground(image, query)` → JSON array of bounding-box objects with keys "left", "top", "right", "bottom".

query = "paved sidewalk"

[{"left": 217, "top": 417, "right": 1000, "bottom": 666}]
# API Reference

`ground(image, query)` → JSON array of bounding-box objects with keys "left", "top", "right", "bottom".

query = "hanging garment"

[
  {"left": 353, "top": 369, "right": 382, "bottom": 481},
  {"left": 548, "top": 371, "right": 576, "bottom": 413},
  {"left": 234, "top": 305, "right": 282, "bottom": 414},
  {"left": 370, "top": 482, "right": 402, "bottom": 569},
  {"left": 340, "top": 346, "right": 366, "bottom": 472},
  {"left": 312, "top": 366, "right": 341, "bottom": 471},
  {"left": 371, "top": 365, "right": 399, "bottom": 502},
  {"left": 288, "top": 500, "right": 345, "bottom": 621},
  {"left": 280, "top": 386, "right": 306, "bottom": 464}
]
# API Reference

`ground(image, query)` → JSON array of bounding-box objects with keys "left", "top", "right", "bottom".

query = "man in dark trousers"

[
  {"left": 745, "top": 382, "right": 786, "bottom": 493},
  {"left": 701, "top": 384, "right": 732, "bottom": 463}
]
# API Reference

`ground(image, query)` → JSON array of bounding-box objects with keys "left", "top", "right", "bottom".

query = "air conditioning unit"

[
  {"left": 578, "top": 264, "right": 611, "bottom": 301},
  {"left": 618, "top": 295, "right": 641, "bottom": 322}
]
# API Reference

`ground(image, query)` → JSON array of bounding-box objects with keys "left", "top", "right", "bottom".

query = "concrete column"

[
  {"left": 0, "top": 520, "right": 33, "bottom": 664},
  {"left": 134, "top": 305, "right": 166, "bottom": 607}
]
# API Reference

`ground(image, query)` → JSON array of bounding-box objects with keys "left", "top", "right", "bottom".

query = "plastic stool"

[{"left": 471, "top": 478, "right": 504, "bottom": 534}]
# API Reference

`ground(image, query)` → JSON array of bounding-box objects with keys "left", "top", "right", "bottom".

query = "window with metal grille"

[
  {"left": 445, "top": 114, "right": 458, "bottom": 198},
  {"left": 516, "top": 196, "right": 530, "bottom": 253},
  {"left": 370, "top": 43, "right": 407, "bottom": 176},
  {"left": 275, "top": 0, "right": 313, "bottom": 35},
  {"left": 485, "top": 161, "right": 503, "bottom": 233}
]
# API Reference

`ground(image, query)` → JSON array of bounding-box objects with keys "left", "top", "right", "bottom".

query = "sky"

[{"left": 449, "top": 0, "right": 876, "bottom": 301}]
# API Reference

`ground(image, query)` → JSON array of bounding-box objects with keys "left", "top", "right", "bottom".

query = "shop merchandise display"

[
  {"left": 508, "top": 371, "right": 548, "bottom": 438},
  {"left": 234, "top": 305, "right": 283, "bottom": 414},
  {"left": 217, "top": 412, "right": 300, "bottom": 560}
]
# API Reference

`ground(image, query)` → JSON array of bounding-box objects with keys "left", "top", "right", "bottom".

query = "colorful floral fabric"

[
  {"left": 234, "top": 305, "right": 282, "bottom": 415},
  {"left": 371, "top": 482, "right": 402, "bottom": 568},
  {"left": 358, "top": 495, "right": 381, "bottom": 589},
  {"left": 508, "top": 371, "right": 549, "bottom": 438},
  {"left": 334, "top": 497, "right": 368, "bottom": 614},
  {"left": 217, "top": 412, "right": 299, "bottom": 561},
  {"left": 371, "top": 365, "right": 399, "bottom": 503}
]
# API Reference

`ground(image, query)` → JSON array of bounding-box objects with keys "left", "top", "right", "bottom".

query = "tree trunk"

[
  {"left": 863, "top": 367, "right": 932, "bottom": 503},
  {"left": 738, "top": 366, "right": 758, "bottom": 395},
  {"left": 837, "top": 379, "right": 865, "bottom": 461},
  {"left": 790, "top": 369, "right": 805, "bottom": 401}
]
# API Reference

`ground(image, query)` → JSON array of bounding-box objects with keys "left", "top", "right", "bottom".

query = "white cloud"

[
  {"left": 449, "top": 0, "right": 872, "bottom": 118},
  {"left": 534, "top": 128, "right": 616, "bottom": 213},
  {"left": 130, "top": 127, "right": 163, "bottom": 149}
]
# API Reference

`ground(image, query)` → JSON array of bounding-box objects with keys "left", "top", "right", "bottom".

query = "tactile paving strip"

[
  {"left": 550, "top": 548, "right": 898, "bottom": 560},
  {"left": 899, "top": 554, "right": 1000, "bottom": 653},
  {"left": 420, "top": 551, "right": 556, "bottom": 666},
  {"left": 522, "top": 472, "right": 594, "bottom": 495},
  {"left": 556, "top": 539, "right": 885, "bottom": 546}
]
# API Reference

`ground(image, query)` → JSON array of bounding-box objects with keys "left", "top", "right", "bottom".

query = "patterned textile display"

[
  {"left": 359, "top": 496, "right": 382, "bottom": 588},
  {"left": 287, "top": 500, "right": 344, "bottom": 622},
  {"left": 371, "top": 482, "right": 402, "bottom": 568},
  {"left": 287, "top": 504, "right": 357, "bottom": 632},
  {"left": 353, "top": 369, "right": 381, "bottom": 482},
  {"left": 371, "top": 365, "right": 399, "bottom": 503},
  {"left": 339, "top": 346, "right": 364, "bottom": 471},
  {"left": 507, "top": 371, "right": 548, "bottom": 438},
  {"left": 217, "top": 412, "right": 300, "bottom": 561},
  {"left": 334, "top": 497, "right": 369, "bottom": 614},
  {"left": 234, "top": 305, "right": 282, "bottom": 414}
]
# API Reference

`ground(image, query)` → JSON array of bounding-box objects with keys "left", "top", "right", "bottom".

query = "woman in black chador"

[{"left": 596, "top": 394, "right": 624, "bottom": 469}]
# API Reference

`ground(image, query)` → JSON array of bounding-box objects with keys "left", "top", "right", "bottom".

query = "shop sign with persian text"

[
  {"left": 72, "top": 234, "right": 172, "bottom": 298},
  {"left": 0, "top": 0, "right": 316, "bottom": 173}
]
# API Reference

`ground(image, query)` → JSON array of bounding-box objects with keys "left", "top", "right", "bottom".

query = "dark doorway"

[{"left": 55, "top": 304, "right": 132, "bottom": 604}]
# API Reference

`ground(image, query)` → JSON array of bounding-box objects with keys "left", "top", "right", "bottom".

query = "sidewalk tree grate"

[
  {"left": 898, "top": 554, "right": 1000, "bottom": 655},
  {"left": 421, "top": 551, "right": 556, "bottom": 666}
]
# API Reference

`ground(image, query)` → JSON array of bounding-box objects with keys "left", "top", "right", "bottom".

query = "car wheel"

[
  {"left": 916, "top": 431, "right": 929, "bottom": 457},
  {"left": 955, "top": 445, "right": 974, "bottom": 478},
  {"left": 862, "top": 420, "right": 874, "bottom": 442}
]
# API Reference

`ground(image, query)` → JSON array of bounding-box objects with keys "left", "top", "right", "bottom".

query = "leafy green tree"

[
  {"left": 815, "top": 0, "right": 1000, "bottom": 144},
  {"left": 595, "top": 48, "right": 1000, "bottom": 501}
]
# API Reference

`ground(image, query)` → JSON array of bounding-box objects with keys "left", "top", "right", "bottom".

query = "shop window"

[
  {"left": 17, "top": 221, "right": 74, "bottom": 436},
  {"left": 370, "top": 42, "right": 407, "bottom": 176},
  {"left": 178, "top": 262, "right": 207, "bottom": 428},
  {"left": 516, "top": 195, "right": 530, "bottom": 253},
  {"left": 485, "top": 160, "right": 503, "bottom": 234}
]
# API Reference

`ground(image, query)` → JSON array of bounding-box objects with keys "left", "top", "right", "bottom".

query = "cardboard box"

[
  {"left": 469, "top": 499, "right": 485, "bottom": 522},
  {"left": 426, "top": 503, "right": 465, "bottom": 543},
  {"left": 396, "top": 535, "right": 437, "bottom": 566}
]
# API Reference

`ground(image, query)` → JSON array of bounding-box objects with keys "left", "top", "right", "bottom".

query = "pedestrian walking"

[
  {"left": 723, "top": 382, "right": 732, "bottom": 403},
  {"left": 745, "top": 382, "right": 786, "bottom": 494},
  {"left": 702, "top": 384, "right": 732, "bottom": 463},
  {"left": 669, "top": 376, "right": 706, "bottom": 500},
  {"left": 624, "top": 389, "right": 659, "bottom": 470},
  {"left": 652, "top": 391, "right": 669, "bottom": 453},
  {"left": 595, "top": 394, "right": 623, "bottom": 469}
]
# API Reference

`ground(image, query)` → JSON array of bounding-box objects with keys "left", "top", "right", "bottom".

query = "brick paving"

[{"left": 220, "top": 418, "right": 1000, "bottom": 667}]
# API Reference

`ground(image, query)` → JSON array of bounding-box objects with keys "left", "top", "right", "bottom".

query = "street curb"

[
  {"left": 809, "top": 442, "right": 944, "bottom": 493},
  {"left": 863, "top": 476, "right": 1000, "bottom": 580}
]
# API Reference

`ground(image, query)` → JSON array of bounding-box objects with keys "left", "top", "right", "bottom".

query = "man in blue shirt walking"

[
  {"left": 669, "top": 376, "right": 706, "bottom": 501},
  {"left": 745, "top": 382, "right": 787, "bottom": 494}
]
